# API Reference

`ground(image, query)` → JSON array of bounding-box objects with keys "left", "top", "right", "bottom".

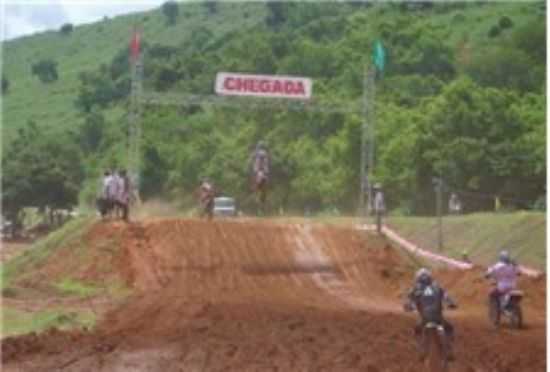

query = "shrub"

[
  {"left": 31, "top": 59, "right": 59, "bottom": 83},
  {"left": 161, "top": 1, "right": 179, "bottom": 25},
  {"left": 60, "top": 23, "right": 73, "bottom": 35},
  {"left": 1, "top": 75, "right": 9, "bottom": 94},
  {"left": 499, "top": 16, "right": 514, "bottom": 29},
  {"left": 488, "top": 25, "right": 501, "bottom": 38}
]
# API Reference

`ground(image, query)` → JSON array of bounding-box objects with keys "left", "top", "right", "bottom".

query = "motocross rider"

[
  {"left": 250, "top": 141, "right": 271, "bottom": 186},
  {"left": 405, "top": 268, "right": 457, "bottom": 361},
  {"left": 485, "top": 250, "right": 520, "bottom": 310}
]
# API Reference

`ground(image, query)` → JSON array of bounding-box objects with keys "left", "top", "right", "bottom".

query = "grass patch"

[
  {"left": 1, "top": 307, "right": 96, "bottom": 337},
  {"left": 54, "top": 278, "right": 102, "bottom": 298},
  {"left": 53, "top": 277, "right": 132, "bottom": 299},
  {"left": 1, "top": 216, "right": 94, "bottom": 289},
  {"left": 386, "top": 212, "right": 546, "bottom": 269}
]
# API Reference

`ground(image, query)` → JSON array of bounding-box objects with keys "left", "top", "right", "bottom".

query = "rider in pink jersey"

[{"left": 485, "top": 250, "right": 520, "bottom": 305}]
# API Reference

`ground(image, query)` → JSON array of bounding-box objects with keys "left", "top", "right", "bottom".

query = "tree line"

[{"left": 3, "top": 1, "right": 546, "bottom": 222}]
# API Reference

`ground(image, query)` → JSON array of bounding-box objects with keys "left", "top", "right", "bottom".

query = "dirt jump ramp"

[{"left": 2, "top": 218, "right": 546, "bottom": 371}]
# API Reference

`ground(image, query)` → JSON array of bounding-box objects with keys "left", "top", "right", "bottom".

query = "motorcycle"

[
  {"left": 404, "top": 302, "right": 455, "bottom": 372},
  {"left": 252, "top": 170, "right": 268, "bottom": 216},
  {"left": 488, "top": 288, "right": 524, "bottom": 329},
  {"left": 422, "top": 322, "right": 450, "bottom": 372}
]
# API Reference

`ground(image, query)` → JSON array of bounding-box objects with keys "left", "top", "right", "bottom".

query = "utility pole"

[
  {"left": 367, "top": 66, "right": 376, "bottom": 219},
  {"left": 360, "top": 64, "right": 376, "bottom": 220},
  {"left": 360, "top": 65, "right": 369, "bottom": 218},
  {"left": 433, "top": 177, "right": 444, "bottom": 251},
  {"left": 128, "top": 28, "right": 143, "bottom": 202}
]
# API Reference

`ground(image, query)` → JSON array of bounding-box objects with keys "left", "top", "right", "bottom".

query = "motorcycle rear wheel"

[
  {"left": 510, "top": 305, "right": 523, "bottom": 329},
  {"left": 425, "top": 328, "right": 449, "bottom": 372}
]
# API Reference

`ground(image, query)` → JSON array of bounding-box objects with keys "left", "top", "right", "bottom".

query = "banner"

[{"left": 215, "top": 72, "right": 312, "bottom": 100}]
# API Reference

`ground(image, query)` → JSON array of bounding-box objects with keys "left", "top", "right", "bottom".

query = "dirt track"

[{"left": 2, "top": 219, "right": 546, "bottom": 371}]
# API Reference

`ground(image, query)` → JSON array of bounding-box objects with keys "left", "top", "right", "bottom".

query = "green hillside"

[
  {"left": 386, "top": 212, "right": 546, "bottom": 270},
  {"left": 2, "top": 2, "right": 267, "bottom": 143},
  {"left": 2, "top": 1, "right": 546, "bottom": 222}
]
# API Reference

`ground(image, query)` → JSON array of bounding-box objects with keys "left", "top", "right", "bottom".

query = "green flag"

[{"left": 372, "top": 40, "right": 385, "bottom": 72}]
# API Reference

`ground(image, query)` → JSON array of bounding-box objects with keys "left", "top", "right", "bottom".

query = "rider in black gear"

[{"left": 406, "top": 268, "right": 457, "bottom": 361}]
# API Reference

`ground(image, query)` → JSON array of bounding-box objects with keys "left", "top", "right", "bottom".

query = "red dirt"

[{"left": 2, "top": 218, "right": 546, "bottom": 371}]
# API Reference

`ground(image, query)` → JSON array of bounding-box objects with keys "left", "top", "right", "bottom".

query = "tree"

[
  {"left": 266, "top": 1, "right": 288, "bottom": 28},
  {"left": 1, "top": 75, "right": 9, "bottom": 94},
  {"left": 162, "top": 1, "right": 179, "bottom": 25},
  {"left": 204, "top": 1, "right": 218, "bottom": 14},
  {"left": 3, "top": 121, "right": 83, "bottom": 229},
  {"left": 78, "top": 111, "right": 106, "bottom": 154},
  {"left": 141, "top": 144, "right": 168, "bottom": 198},
  {"left": 75, "top": 68, "right": 129, "bottom": 113},
  {"left": 466, "top": 46, "right": 541, "bottom": 93},
  {"left": 60, "top": 23, "right": 74, "bottom": 35},
  {"left": 31, "top": 59, "right": 59, "bottom": 83},
  {"left": 512, "top": 22, "right": 545, "bottom": 64},
  {"left": 413, "top": 78, "right": 543, "bottom": 211},
  {"left": 499, "top": 16, "right": 513, "bottom": 29},
  {"left": 488, "top": 25, "right": 501, "bottom": 38}
]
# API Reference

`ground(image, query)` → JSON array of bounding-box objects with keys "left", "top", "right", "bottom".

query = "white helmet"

[{"left": 499, "top": 250, "right": 511, "bottom": 264}]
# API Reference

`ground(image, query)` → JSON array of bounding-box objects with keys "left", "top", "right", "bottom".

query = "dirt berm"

[{"left": 2, "top": 218, "right": 546, "bottom": 371}]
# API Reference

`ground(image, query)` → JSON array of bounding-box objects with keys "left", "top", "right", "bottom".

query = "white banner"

[{"left": 215, "top": 72, "right": 312, "bottom": 100}]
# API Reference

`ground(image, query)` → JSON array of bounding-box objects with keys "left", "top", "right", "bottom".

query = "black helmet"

[{"left": 415, "top": 268, "right": 432, "bottom": 286}]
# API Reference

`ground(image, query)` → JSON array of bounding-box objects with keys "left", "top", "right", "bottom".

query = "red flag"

[{"left": 130, "top": 28, "right": 140, "bottom": 62}]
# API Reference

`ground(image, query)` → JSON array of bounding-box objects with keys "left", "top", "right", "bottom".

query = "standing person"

[
  {"left": 110, "top": 170, "right": 122, "bottom": 218},
  {"left": 373, "top": 183, "right": 385, "bottom": 233},
  {"left": 197, "top": 177, "right": 216, "bottom": 220},
  {"left": 97, "top": 170, "right": 114, "bottom": 218},
  {"left": 116, "top": 169, "right": 131, "bottom": 222},
  {"left": 449, "top": 193, "right": 462, "bottom": 215}
]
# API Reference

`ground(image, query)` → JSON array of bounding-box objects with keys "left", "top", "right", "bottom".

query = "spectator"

[
  {"left": 449, "top": 193, "right": 462, "bottom": 215},
  {"left": 373, "top": 183, "right": 385, "bottom": 233}
]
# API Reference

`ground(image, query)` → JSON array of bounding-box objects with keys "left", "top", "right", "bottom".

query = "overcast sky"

[{"left": 1, "top": 0, "right": 166, "bottom": 41}]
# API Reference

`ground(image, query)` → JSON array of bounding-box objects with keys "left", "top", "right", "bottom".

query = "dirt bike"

[
  {"left": 252, "top": 171, "right": 268, "bottom": 216},
  {"left": 199, "top": 194, "right": 215, "bottom": 220},
  {"left": 488, "top": 288, "right": 524, "bottom": 329},
  {"left": 421, "top": 322, "right": 451, "bottom": 372},
  {"left": 404, "top": 302, "right": 455, "bottom": 372}
]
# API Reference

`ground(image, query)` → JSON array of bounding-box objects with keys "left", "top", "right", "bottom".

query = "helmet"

[
  {"left": 373, "top": 183, "right": 382, "bottom": 190},
  {"left": 415, "top": 268, "right": 432, "bottom": 286},
  {"left": 499, "top": 250, "right": 511, "bottom": 264},
  {"left": 257, "top": 140, "right": 266, "bottom": 150}
]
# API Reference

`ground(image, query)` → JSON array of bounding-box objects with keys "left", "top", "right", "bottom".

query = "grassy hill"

[
  {"left": 2, "top": 1, "right": 545, "bottom": 218},
  {"left": 2, "top": 2, "right": 543, "bottom": 144},
  {"left": 385, "top": 212, "right": 546, "bottom": 270},
  {"left": 2, "top": 2, "right": 267, "bottom": 144}
]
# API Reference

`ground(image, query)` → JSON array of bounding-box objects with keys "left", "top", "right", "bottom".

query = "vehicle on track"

[
  {"left": 488, "top": 289, "right": 524, "bottom": 329},
  {"left": 420, "top": 321, "right": 451, "bottom": 372},
  {"left": 213, "top": 196, "right": 237, "bottom": 217}
]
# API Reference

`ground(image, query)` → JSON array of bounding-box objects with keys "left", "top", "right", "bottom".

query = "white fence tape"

[{"left": 356, "top": 224, "right": 543, "bottom": 278}]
